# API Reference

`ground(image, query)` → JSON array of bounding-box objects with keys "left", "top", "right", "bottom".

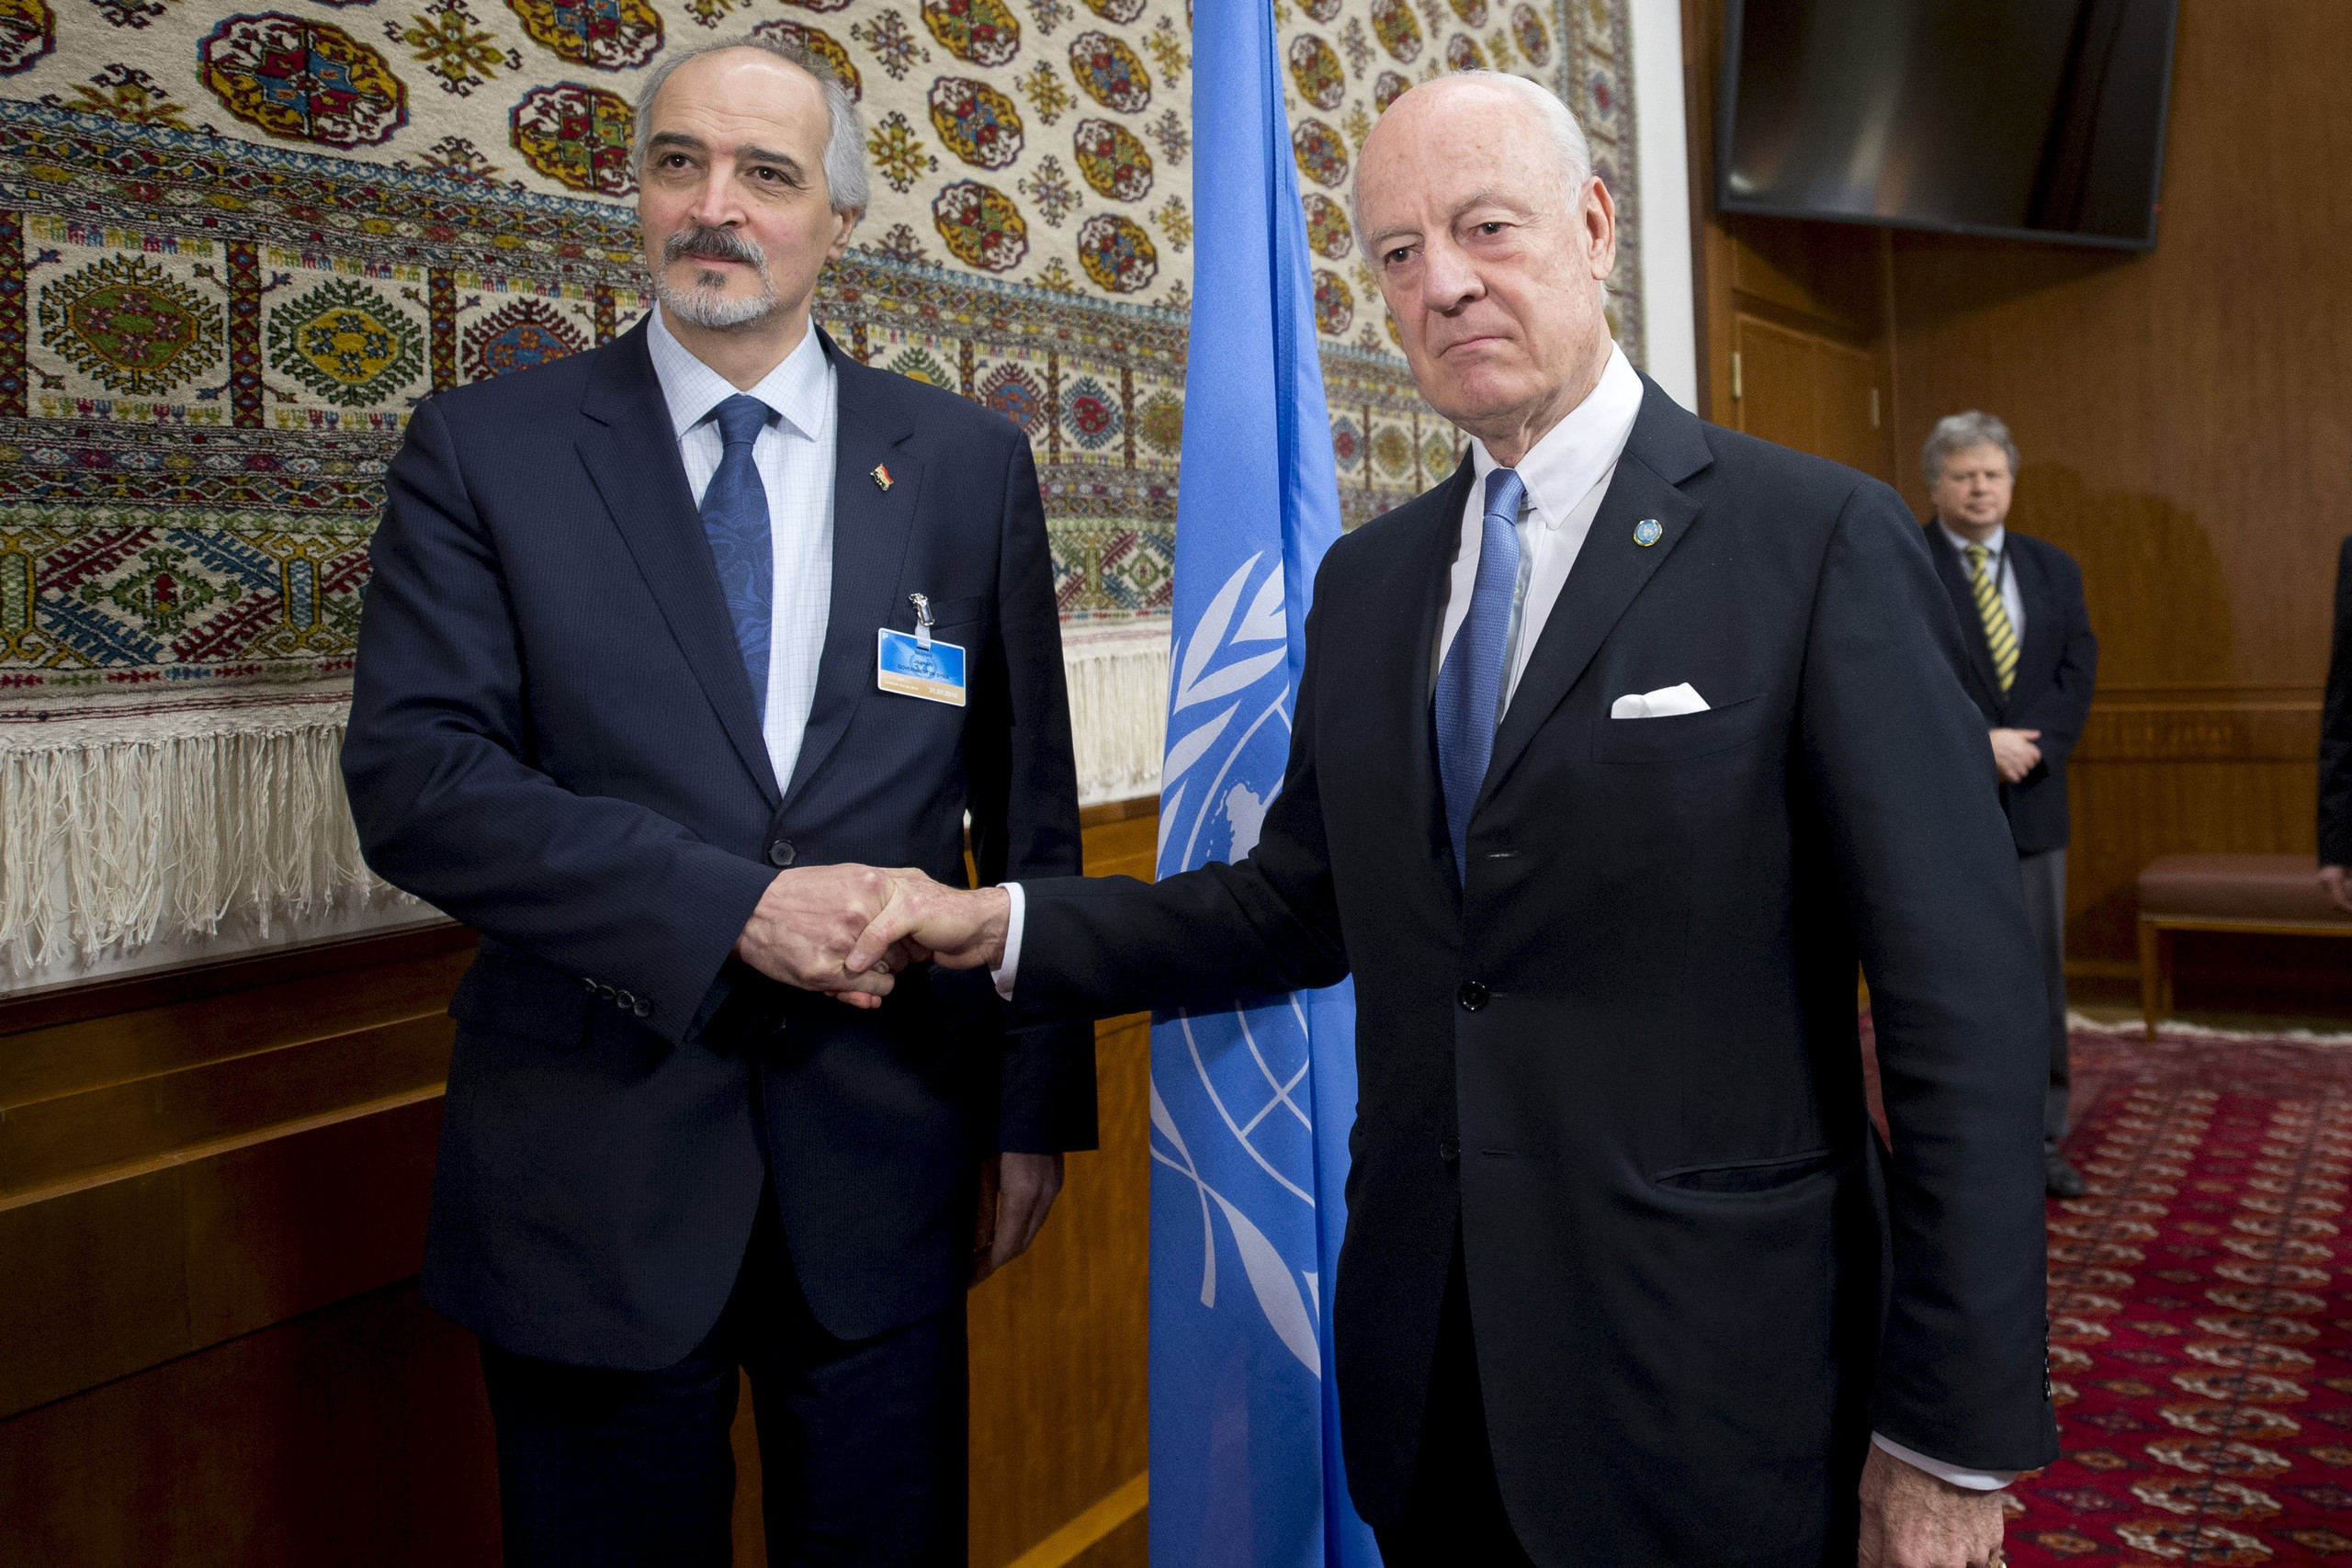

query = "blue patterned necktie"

[
  {"left": 1434, "top": 467, "right": 1526, "bottom": 882},
  {"left": 700, "top": 393, "right": 773, "bottom": 715}
]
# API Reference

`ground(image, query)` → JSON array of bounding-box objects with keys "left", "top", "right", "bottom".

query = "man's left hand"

[
  {"left": 2320, "top": 864, "right": 2351, "bottom": 916},
  {"left": 971, "top": 1152, "right": 1065, "bottom": 1285},
  {"left": 1859, "top": 1445, "right": 2006, "bottom": 1568}
]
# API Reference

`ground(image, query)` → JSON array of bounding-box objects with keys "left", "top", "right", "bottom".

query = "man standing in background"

[
  {"left": 1921, "top": 412, "right": 2099, "bottom": 1197},
  {"left": 2322, "top": 533, "right": 2351, "bottom": 912}
]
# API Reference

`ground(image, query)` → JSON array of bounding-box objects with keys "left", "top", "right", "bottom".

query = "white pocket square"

[{"left": 1610, "top": 682, "right": 1710, "bottom": 719}]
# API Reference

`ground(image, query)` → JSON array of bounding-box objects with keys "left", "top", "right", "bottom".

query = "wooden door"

[{"left": 1731, "top": 314, "right": 1892, "bottom": 486}]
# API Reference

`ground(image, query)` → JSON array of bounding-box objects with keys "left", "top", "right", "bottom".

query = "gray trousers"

[{"left": 2018, "top": 847, "right": 2072, "bottom": 1150}]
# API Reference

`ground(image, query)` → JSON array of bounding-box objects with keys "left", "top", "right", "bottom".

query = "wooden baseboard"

[{"left": 1006, "top": 1472, "right": 1148, "bottom": 1568}]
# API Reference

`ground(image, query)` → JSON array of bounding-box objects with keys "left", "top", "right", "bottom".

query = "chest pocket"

[
  {"left": 912, "top": 593, "right": 988, "bottom": 635},
  {"left": 1590, "top": 693, "right": 1772, "bottom": 764}
]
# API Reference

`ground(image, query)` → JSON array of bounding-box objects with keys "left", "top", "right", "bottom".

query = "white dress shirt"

[
  {"left": 645, "top": 305, "right": 839, "bottom": 791},
  {"left": 1937, "top": 521, "right": 2027, "bottom": 644},
  {"left": 997, "top": 343, "right": 2015, "bottom": 1491},
  {"left": 1435, "top": 342, "right": 1644, "bottom": 705}
]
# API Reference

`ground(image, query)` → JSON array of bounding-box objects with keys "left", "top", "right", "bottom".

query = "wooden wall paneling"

[
  {"left": 5, "top": 805, "right": 1165, "bottom": 1567},
  {"left": 1, "top": 1013, "right": 454, "bottom": 1194},
  {"left": 1878, "top": 0, "right": 2352, "bottom": 971},
  {"left": 0, "top": 1280, "right": 500, "bottom": 1568},
  {"left": 966, "top": 1015, "right": 1152, "bottom": 1568},
  {"left": 1729, "top": 314, "right": 1815, "bottom": 450},
  {"left": 1686, "top": 0, "right": 2352, "bottom": 994},
  {"left": 966, "top": 797, "right": 1155, "bottom": 1568},
  {"left": 0, "top": 1164, "right": 191, "bottom": 1419},
  {"left": 0, "top": 1082, "right": 449, "bottom": 1420},
  {"left": 0, "top": 933, "right": 476, "bottom": 1559}
]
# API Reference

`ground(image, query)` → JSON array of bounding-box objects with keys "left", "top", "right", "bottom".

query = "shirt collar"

[
  {"left": 1466, "top": 342, "right": 1645, "bottom": 529},
  {"left": 1938, "top": 520, "right": 2007, "bottom": 558},
  {"left": 644, "top": 303, "right": 835, "bottom": 442}
]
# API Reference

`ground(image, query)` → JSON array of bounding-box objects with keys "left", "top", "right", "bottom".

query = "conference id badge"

[{"left": 876, "top": 627, "right": 967, "bottom": 706}]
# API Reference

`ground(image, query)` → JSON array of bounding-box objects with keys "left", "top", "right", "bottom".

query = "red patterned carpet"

[{"left": 1987, "top": 1023, "right": 2352, "bottom": 1564}]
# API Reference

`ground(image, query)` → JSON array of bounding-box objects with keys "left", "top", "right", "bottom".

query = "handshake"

[{"left": 731, "top": 863, "right": 1017, "bottom": 1007}]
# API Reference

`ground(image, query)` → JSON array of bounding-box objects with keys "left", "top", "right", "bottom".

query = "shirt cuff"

[
  {"left": 990, "top": 881, "right": 1025, "bottom": 1002},
  {"left": 1871, "top": 1433, "right": 2017, "bottom": 1492}
]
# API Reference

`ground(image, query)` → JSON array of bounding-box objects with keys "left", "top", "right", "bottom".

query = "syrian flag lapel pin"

[{"left": 871, "top": 464, "right": 894, "bottom": 491}]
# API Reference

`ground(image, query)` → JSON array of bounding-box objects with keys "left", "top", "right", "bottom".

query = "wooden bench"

[{"left": 2136, "top": 854, "right": 2352, "bottom": 1038}]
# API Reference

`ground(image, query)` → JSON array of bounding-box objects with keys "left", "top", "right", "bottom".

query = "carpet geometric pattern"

[{"left": 2009, "top": 1025, "right": 2352, "bottom": 1565}]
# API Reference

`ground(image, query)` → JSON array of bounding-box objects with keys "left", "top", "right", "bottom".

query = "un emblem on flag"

[{"left": 1151, "top": 551, "right": 1329, "bottom": 1374}]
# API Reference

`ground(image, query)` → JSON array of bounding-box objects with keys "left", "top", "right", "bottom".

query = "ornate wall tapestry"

[{"left": 0, "top": 0, "right": 1642, "bottom": 968}]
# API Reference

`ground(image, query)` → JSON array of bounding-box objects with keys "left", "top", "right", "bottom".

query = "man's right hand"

[
  {"left": 847, "top": 874, "right": 1012, "bottom": 975},
  {"left": 1988, "top": 728, "right": 2042, "bottom": 785},
  {"left": 735, "top": 863, "right": 912, "bottom": 1008}
]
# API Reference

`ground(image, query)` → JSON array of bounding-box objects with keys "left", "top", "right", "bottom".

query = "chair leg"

[{"left": 2138, "top": 919, "right": 2163, "bottom": 1041}]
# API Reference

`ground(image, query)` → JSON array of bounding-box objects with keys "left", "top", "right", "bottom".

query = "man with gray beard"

[{"left": 341, "top": 37, "right": 1090, "bottom": 1565}]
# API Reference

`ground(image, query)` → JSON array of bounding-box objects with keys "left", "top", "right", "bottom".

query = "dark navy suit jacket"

[
  {"left": 342, "top": 318, "right": 1091, "bottom": 1368},
  {"left": 1007, "top": 383, "right": 2056, "bottom": 1564},
  {"left": 1924, "top": 525, "right": 2098, "bottom": 855}
]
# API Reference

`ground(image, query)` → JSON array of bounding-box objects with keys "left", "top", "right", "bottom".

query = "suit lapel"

[
  {"left": 577, "top": 321, "right": 781, "bottom": 802},
  {"left": 1927, "top": 526, "right": 2006, "bottom": 714},
  {"left": 779, "top": 332, "right": 922, "bottom": 809},
  {"left": 2007, "top": 538, "right": 2057, "bottom": 705},
  {"left": 1478, "top": 379, "right": 1710, "bottom": 810}
]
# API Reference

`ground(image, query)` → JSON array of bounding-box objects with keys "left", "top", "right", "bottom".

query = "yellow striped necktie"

[{"left": 1964, "top": 543, "right": 2018, "bottom": 694}]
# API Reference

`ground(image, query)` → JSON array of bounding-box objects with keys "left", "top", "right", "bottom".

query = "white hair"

[
  {"left": 631, "top": 35, "right": 868, "bottom": 215},
  {"left": 1922, "top": 411, "right": 2020, "bottom": 485}
]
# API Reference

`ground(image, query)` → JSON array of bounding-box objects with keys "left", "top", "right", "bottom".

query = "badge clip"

[{"left": 910, "top": 592, "right": 933, "bottom": 649}]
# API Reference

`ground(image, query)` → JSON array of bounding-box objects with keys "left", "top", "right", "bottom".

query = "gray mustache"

[{"left": 663, "top": 225, "right": 766, "bottom": 269}]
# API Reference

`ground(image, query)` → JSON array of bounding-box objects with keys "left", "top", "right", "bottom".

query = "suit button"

[
  {"left": 767, "top": 840, "right": 796, "bottom": 867},
  {"left": 1457, "top": 981, "right": 1487, "bottom": 1011},
  {"left": 634, "top": 998, "right": 652, "bottom": 1020},
  {"left": 615, "top": 989, "right": 635, "bottom": 1011},
  {"left": 582, "top": 976, "right": 598, "bottom": 993},
  {"left": 1438, "top": 1136, "right": 1460, "bottom": 1163}
]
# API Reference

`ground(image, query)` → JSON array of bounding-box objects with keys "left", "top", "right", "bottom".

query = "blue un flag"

[{"left": 1148, "top": 0, "right": 1375, "bottom": 1559}]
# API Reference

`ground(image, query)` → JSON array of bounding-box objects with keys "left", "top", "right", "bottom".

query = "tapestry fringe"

[
  {"left": 1, "top": 690, "right": 394, "bottom": 972},
  {"left": 1062, "top": 620, "right": 1171, "bottom": 807}
]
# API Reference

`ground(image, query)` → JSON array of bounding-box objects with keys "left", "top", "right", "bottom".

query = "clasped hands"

[
  {"left": 732, "top": 864, "right": 1048, "bottom": 1283},
  {"left": 731, "top": 863, "right": 1007, "bottom": 1005}
]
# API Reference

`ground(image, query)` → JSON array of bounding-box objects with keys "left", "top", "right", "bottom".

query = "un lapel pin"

[
  {"left": 1633, "top": 518, "right": 1663, "bottom": 547},
  {"left": 871, "top": 464, "right": 894, "bottom": 491}
]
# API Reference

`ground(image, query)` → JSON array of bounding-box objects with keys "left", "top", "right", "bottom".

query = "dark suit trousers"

[
  {"left": 478, "top": 1193, "right": 967, "bottom": 1568},
  {"left": 1373, "top": 1233, "right": 1537, "bottom": 1567},
  {"left": 2019, "top": 847, "right": 2072, "bottom": 1148}
]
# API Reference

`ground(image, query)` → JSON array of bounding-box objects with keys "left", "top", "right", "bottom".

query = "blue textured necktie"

[
  {"left": 700, "top": 393, "right": 773, "bottom": 715},
  {"left": 1434, "top": 468, "right": 1526, "bottom": 882}
]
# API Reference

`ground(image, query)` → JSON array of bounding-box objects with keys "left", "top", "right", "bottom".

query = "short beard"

[{"left": 656, "top": 223, "right": 777, "bottom": 331}]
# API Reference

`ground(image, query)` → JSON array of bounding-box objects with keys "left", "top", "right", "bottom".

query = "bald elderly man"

[{"left": 839, "top": 74, "right": 2055, "bottom": 1568}]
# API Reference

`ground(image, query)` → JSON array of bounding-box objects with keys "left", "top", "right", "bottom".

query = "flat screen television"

[{"left": 1717, "top": 0, "right": 2179, "bottom": 250}]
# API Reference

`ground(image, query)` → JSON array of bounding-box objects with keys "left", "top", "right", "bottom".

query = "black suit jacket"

[
  {"left": 1924, "top": 525, "right": 2098, "bottom": 854},
  {"left": 2324, "top": 536, "right": 2352, "bottom": 867},
  {"left": 1010, "top": 382, "right": 2055, "bottom": 1564},
  {"left": 342, "top": 320, "right": 1091, "bottom": 1368}
]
